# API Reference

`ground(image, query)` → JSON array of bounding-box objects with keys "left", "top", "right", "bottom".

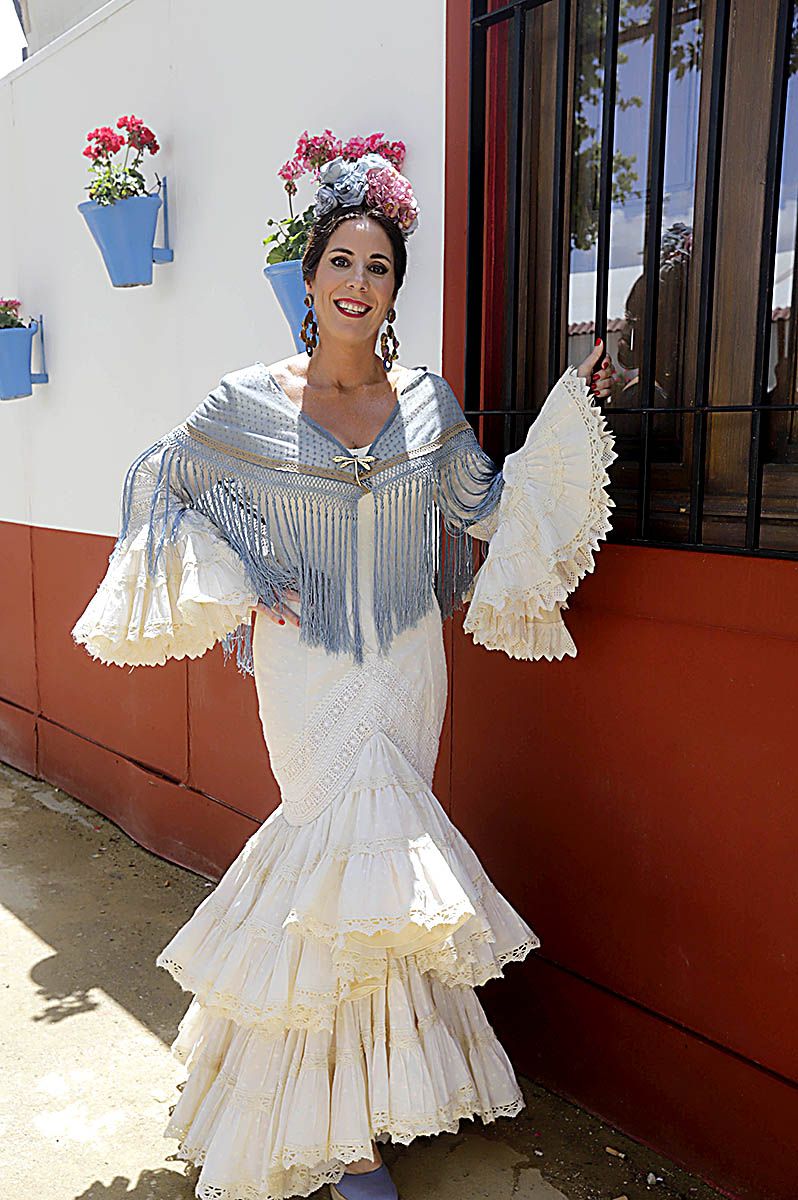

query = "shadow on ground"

[{"left": 0, "top": 762, "right": 723, "bottom": 1200}]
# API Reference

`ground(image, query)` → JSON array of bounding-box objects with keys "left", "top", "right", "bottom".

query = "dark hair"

[{"left": 301, "top": 201, "right": 409, "bottom": 301}]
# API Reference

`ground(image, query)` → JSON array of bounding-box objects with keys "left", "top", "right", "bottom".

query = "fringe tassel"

[
  {"left": 221, "top": 621, "right": 254, "bottom": 676},
  {"left": 115, "top": 423, "right": 504, "bottom": 671}
]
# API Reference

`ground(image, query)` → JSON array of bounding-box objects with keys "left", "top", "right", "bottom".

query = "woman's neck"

[{"left": 306, "top": 346, "right": 388, "bottom": 394}]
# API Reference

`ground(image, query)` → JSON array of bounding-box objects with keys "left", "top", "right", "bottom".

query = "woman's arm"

[
  {"left": 460, "top": 340, "right": 617, "bottom": 660},
  {"left": 71, "top": 438, "right": 259, "bottom": 670}
]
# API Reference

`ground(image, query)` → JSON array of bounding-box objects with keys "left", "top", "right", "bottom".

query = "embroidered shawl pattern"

[{"left": 115, "top": 363, "right": 504, "bottom": 673}]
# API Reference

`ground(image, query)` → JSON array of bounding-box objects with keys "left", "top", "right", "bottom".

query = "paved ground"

[{"left": 0, "top": 760, "right": 725, "bottom": 1200}]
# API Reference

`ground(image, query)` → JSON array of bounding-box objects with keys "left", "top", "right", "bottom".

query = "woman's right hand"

[{"left": 251, "top": 589, "right": 301, "bottom": 628}]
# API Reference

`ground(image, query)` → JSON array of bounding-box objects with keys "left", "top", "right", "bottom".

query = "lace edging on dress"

[
  {"left": 71, "top": 509, "right": 257, "bottom": 667},
  {"left": 463, "top": 365, "right": 617, "bottom": 660}
]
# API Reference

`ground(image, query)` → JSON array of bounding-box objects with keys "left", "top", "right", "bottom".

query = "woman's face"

[{"left": 307, "top": 216, "right": 397, "bottom": 349}]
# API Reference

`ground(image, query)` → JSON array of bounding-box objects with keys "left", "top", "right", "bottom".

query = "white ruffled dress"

[{"left": 72, "top": 364, "right": 616, "bottom": 1200}]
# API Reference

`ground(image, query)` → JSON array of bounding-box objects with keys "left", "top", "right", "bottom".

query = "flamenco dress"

[{"left": 71, "top": 363, "right": 616, "bottom": 1200}]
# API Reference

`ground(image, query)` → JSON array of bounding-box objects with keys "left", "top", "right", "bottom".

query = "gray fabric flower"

[{"left": 313, "top": 154, "right": 393, "bottom": 221}]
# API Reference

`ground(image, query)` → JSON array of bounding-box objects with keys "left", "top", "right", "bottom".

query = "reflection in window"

[
  {"left": 764, "top": 11, "right": 798, "bottom": 473},
  {"left": 568, "top": 1, "right": 705, "bottom": 540}
]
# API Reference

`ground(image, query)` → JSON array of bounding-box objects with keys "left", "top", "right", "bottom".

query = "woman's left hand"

[{"left": 577, "top": 337, "right": 614, "bottom": 403}]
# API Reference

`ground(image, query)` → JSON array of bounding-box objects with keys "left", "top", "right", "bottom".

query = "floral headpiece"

[{"left": 312, "top": 153, "right": 419, "bottom": 236}]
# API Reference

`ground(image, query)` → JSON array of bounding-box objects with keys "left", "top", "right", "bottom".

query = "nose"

[{"left": 346, "top": 264, "right": 369, "bottom": 289}]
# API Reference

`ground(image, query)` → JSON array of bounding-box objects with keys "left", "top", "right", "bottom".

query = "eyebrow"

[{"left": 329, "top": 246, "right": 391, "bottom": 263}]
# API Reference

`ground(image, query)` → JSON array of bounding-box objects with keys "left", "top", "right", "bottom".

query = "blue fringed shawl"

[{"left": 116, "top": 362, "right": 504, "bottom": 674}]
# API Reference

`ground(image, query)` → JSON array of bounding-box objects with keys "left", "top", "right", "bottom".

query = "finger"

[
  {"left": 579, "top": 341, "right": 604, "bottom": 378},
  {"left": 252, "top": 601, "right": 295, "bottom": 627},
  {"left": 273, "top": 592, "right": 302, "bottom": 627},
  {"left": 576, "top": 339, "right": 604, "bottom": 379},
  {"left": 255, "top": 603, "right": 287, "bottom": 626}
]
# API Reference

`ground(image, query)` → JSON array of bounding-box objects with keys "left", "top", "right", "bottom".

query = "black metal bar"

[
  {"left": 501, "top": 7, "right": 526, "bottom": 455},
  {"left": 549, "top": 0, "right": 572, "bottom": 388},
  {"left": 464, "top": 0, "right": 490, "bottom": 429},
  {"left": 637, "top": 0, "right": 674, "bottom": 541},
  {"left": 473, "top": 0, "right": 552, "bottom": 30},
  {"left": 616, "top": 4, "right": 700, "bottom": 47},
  {"left": 688, "top": 0, "right": 729, "bottom": 547},
  {"left": 746, "top": 0, "right": 794, "bottom": 549},
  {"left": 593, "top": 0, "right": 621, "bottom": 348},
  {"left": 598, "top": 539, "right": 798, "bottom": 562},
  {"left": 785, "top": 176, "right": 798, "bottom": 452}
]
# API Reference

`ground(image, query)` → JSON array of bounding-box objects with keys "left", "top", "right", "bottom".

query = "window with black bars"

[{"left": 465, "top": 0, "right": 798, "bottom": 558}]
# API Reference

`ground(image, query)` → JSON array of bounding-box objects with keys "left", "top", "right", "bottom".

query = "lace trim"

[
  {"left": 156, "top": 926, "right": 540, "bottom": 1035},
  {"left": 73, "top": 603, "right": 254, "bottom": 667},
  {"left": 464, "top": 365, "right": 616, "bottom": 657},
  {"left": 164, "top": 1089, "right": 526, "bottom": 1200},
  {"left": 267, "top": 827, "right": 461, "bottom": 885},
  {"left": 272, "top": 655, "right": 443, "bottom": 825},
  {"left": 71, "top": 522, "right": 257, "bottom": 668}
]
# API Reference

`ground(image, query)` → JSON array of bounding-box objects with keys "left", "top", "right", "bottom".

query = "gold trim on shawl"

[{"left": 181, "top": 420, "right": 473, "bottom": 485}]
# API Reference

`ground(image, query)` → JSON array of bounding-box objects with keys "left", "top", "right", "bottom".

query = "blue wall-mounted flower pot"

[
  {"left": 263, "top": 258, "right": 307, "bottom": 353},
  {"left": 0, "top": 315, "right": 49, "bottom": 400},
  {"left": 78, "top": 175, "right": 174, "bottom": 287}
]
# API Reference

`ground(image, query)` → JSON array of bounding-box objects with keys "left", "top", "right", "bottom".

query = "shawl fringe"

[{"left": 116, "top": 423, "right": 502, "bottom": 671}]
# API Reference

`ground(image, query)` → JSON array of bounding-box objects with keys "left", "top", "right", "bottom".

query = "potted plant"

[
  {"left": 263, "top": 130, "right": 413, "bottom": 351},
  {"left": 77, "top": 114, "right": 174, "bottom": 287},
  {"left": 0, "top": 299, "right": 49, "bottom": 400}
]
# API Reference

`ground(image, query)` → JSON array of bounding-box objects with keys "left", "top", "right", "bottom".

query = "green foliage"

[
  {"left": 262, "top": 205, "right": 317, "bottom": 264},
  {"left": 86, "top": 162, "right": 160, "bottom": 207},
  {"left": 0, "top": 309, "right": 26, "bottom": 329},
  {"left": 570, "top": 0, "right": 703, "bottom": 251}
]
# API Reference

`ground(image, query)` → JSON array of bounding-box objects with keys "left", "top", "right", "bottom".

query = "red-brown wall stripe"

[{"left": 442, "top": 2, "right": 798, "bottom": 1196}]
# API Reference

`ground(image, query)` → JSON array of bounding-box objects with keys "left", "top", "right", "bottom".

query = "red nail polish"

[
  {"left": 595, "top": 336, "right": 602, "bottom": 345},
  {"left": 279, "top": 618, "right": 285, "bottom": 625}
]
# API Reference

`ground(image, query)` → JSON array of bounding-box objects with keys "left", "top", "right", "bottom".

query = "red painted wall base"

[{"left": 3, "top": 518, "right": 798, "bottom": 1197}]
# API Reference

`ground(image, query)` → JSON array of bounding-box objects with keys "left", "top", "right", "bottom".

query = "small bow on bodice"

[{"left": 332, "top": 453, "right": 377, "bottom": 488}]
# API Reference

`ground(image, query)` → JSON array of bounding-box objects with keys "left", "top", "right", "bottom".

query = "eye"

[{"left": 330, "top": 255, "right": 388, "bottom": 275}]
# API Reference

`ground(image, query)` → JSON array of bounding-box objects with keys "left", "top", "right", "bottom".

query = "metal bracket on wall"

[
  {"left": 153, "top": 174, "right": 174, "bottom": 264},
  {"left": 30, "top": 313, "right": 49, "bottom": 385}
]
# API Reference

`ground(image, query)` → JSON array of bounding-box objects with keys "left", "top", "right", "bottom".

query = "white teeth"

[{"left": 337, "top": 301, "right": 369, "bottom": 313}]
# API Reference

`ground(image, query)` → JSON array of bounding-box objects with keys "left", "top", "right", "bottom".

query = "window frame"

[{"left": 464, "top": 0, "right": 798, "bottom": 561}]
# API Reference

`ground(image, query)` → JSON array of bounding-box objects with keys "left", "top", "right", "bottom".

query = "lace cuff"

[
  {"left": 71, "top": 510, "right": 259, "bottom": 668},
  {"left": 463, "top": 365, "right": 617, "bottom": 660}
]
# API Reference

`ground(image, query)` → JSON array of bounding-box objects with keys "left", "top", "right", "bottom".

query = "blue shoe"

[{"left": 330, "top": 1161, "right": 399, "bottom": 1200}]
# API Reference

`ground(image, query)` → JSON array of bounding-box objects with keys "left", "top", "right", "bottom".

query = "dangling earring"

[
  {"left": 299, "top": 293, "right": 319, "bottom": 357},
  {"left": 380, "top": 306, "right": 399, "bottom": 371}
]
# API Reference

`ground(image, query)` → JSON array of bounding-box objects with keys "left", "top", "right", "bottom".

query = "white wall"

[
  {"left": 16, "top": 0, "right": 105, "bottom": 55},
  {"left": 0, "top": 0, "right": 446, "bottom": 534}
]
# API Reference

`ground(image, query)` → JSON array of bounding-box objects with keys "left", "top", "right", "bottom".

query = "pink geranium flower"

[{"left": 81, "top": 113, "right": 162, "bottom": 205}]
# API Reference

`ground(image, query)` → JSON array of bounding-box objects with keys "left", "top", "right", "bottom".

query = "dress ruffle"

[
  {"left": 157, "top": 733, "right": 538, "bottom": 1033},
  {"left": 156, "top": 731, "right": 539, "bottom": 1199},
  {"left": 164, "top": 958, "right": 526, "bottom": 1200},
  {"left": 463, "top": 365, "right": 617, "bottom": 660},
  {"left": 71, "top": 510, "right": 258, "bottom": 667}
]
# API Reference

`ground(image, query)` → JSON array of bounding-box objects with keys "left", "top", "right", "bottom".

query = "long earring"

[
  {"left": 380, "top": 306, "right": 399, "bottom": 371},
  {"left": 299, "top": 293, "right": 319, "bottom": 357}
]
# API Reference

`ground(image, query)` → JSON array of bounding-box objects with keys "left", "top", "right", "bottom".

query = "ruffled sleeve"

[
  {"left": 71, "top": 446, "right": 258, "bottom": 669},
  {"left": 462, "top": 365, "right": 617, "bottom": 660}
]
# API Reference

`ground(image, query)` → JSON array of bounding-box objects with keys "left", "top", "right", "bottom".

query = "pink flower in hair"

[{"left": 366, "top": 164, "right": 419, "bottom": 235}]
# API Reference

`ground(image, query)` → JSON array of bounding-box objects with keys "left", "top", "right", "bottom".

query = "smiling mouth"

[{"left": 334, "top": 299, "right": 372, "bottom": 318}]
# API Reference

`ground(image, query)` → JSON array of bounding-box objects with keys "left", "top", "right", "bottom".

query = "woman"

[{"left": 72, "top": 153, "right": 616, "bottom": 1200}]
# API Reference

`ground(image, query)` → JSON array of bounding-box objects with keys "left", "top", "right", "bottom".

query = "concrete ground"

[{"left": 0, "top": 760, "right": 725, "bottom": 1200}]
